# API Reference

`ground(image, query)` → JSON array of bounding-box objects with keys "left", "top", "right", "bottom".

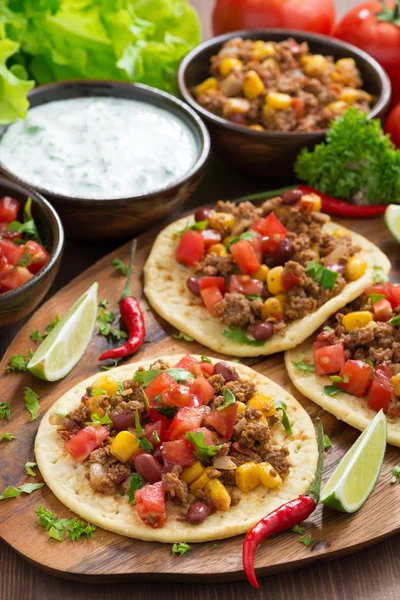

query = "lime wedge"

[
  {"left": 385, "top": 204, "right": 400, "bottom": 243},
  {"left": 321, "top": 410, "right": 386, "bottom": 513},
  {"left": 28, "top": 282, "right": 98, "bottom": 381}
]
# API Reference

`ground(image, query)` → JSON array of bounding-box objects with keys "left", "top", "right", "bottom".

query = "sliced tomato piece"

[
  {"left": 200, "top": 285, "right": 223, "bottom": 314},
  {"left": 337, "top": 360, "right": 373, "bottom": 397},
  {"left": 373, "top": 298, "right": 393, "bottom": 322},
  {"left": 161, "top": 439, "right": 196, "bottom": 467},
  {"left": 165, "top": 406, "right": 205, "bottom": 440},
  {"left": 313, "top": 340, "right": 329, "bottom": 352},
  {"left": 313, "top": 343, "right": 345, "bottom": 376},
  {"left": 201, "top": 229, "right": 222, "bottom": 248},
  {"left": 22, "top": 240, "right": 50, "bottom": 274},
  {"left": 64, "top": 426, "right": 108, "bottom": 461},
  {"left": 204, "top": 403, "right": 238, "bottom": 440},
  {"left": 282, "top": 268, "right": 301, "bottom": 290},
  {"left": 0, "top": 253, "right": 13, "bottom": 280},
  {"left": 365, "top": 283, "right": 400, "bottom": 309},
  {"left": 176, "top": 230, "right": 205, "bottom": 267},
  {"left": 228, "top": 274, "right": 263, "bottom": 296},
  {"left": 187, "top": 426, "right": 215, "bottom": 446},
  {"left": 230, "top": 239, "right": 261, "bottom": 275},
  {"left": 0, "top": 222, "right": 22, "bottom": 240},
  {"left": 143, "top": 420, "right": 167, "bottom": 447},
  {"left": 198, "top": 276, "right": 225, "bottom": 295},
  {"left": 367, "top": 373, "right": 393, "bottom": 413},
  {"left": 161, "top": 384, "right": 201, "bottom": 408},
  {"left": 175, "top": 354, "right": 214, "bottom": 377},
  {"left": 0, "top": 266, "right": 33, "bottom": 290},
  {"left": 0, "top": 239, "right": 24, "bottom": 266},
  {"left": 144, "top": 372, "right": 176, "bottom": 402},
  {"left": 251, "top": 235, "right": 263, "bottom": 262},
  {"left": 174, "top": 354, "right": 198, "bottom": 370},
  {"left": 261, "top": 235, "right": 281, "bottom": 255},
  {"left": 251, "top": 212, "right": 288, "bottom": 238},
  {"left": 189, "top": 375, "right": 215, "bottom": 405},
  {"left": 292, "top": 98, "right": 305, "bottom": 119},
  {"left": 134, "top": 481, "right": 166, "bottom": 528},
  {"left": 0, "top": 196, "right": 20, "bottom": 223}
]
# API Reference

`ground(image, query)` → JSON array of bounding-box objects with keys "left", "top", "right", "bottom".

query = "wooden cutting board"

[{"left": 0, "top": 214, "right": 399, "bottom": 583}]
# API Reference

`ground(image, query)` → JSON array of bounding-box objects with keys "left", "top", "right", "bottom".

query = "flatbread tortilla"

[
  {"left": 285, "top": 342, "right": 400, "bottom": 447},
  {"left": 35, "top": 355, "right": 317, "bottom": 543},
  {"left": 144, "top": 216, "right": 391, "bottom": 357}
]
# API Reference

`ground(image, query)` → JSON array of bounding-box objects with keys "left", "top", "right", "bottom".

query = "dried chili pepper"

[
  {"left": 98, "top": 240, "right": 146, "bottom": 362},
  {"left": 242, "top": 418, "right": 324, "bottom": 589}
]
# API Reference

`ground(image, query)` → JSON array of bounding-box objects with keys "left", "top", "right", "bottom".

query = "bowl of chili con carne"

[{"left": 178, "top": 29, "right": 391, "bottom": 176}]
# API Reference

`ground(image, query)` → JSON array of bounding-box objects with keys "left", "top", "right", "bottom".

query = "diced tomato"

[
  {"left": 313, "top": 340, "right": 329, "bottom": 352},
  {"left": 198, "top": 276, "right": 225, "bottom": 295},
  {"left": 261, "top": 235, "right": 281, "bottom": 255},
  {"left": 0, "top": 253, "right": 13, "bottom": 280},
  {"left": 64, "top": 426, "right": 109, "bottom": 461},
  {"left": 251, "top": 235, "right": 263, "bottom": 262},
  {"left": 187, "top": 426, "right": 215, "bottom": 446},
  {"left": 367, "top": 371, "right": 393, "bottom": 413},
  {"left": 143, "top": 420, "right": 166, "bottom": 447},
  {"left": 365, "top": 283, "right": 400, "bottom": 309},
  {"left": 201, "top": 229, "right": 222, "bottom": 248},
  {"left": 372, "top": 298, "right": 393, "bottom": 322},
  {"left": 161, "top": 384, "right": 201, "bottom": 408},
  {"left": 175, "top": 354, "right": 198, "bottom": 370},
  {"left": 0, "top": 239, "right": 24, "bottom": 266},
  {"left": 165, "top": 406, "right": 205, "bottom": 440},
  {"left": 134, "top": 481, "right": 166, "bottom": 528},
  {"left": 189, "top": 375, "right": 215, "bottom": 405},
  {"left": 0, "top": 196, "right": 20, "bottom": 223},
  {"left": 0, "top": 266, "right": 33, "bottom": 290},
  {"left": 22, "top": 240, "right": 50, "bottom": 274},
  {"left": 200, "top": 286, "right": 223, "bottom": 314},
  {"left": 161, "top": 439, "right": 196, "bottom": 467},
  {"left": 252, "top": 212, "right": 288, "bottom": 238},
  {"left": 375, "top": 364, "right": 393, "bottom": 380},
  {"left": 337, "top": 360, "right": 373, "bottom": 397},
  {"left": 230, "top": 239, "right": 261, "bottom": 275},
  {"left": 229, "top": 274, "right": 263, "bottom": 296},
  {"left": 292, "top": 98, "right": 305, "bottom": 119},
  {"left": 204, "top": 403, "right": 238, "bottom": 440},
  {"left": 144, "top": 372, "right": 176, "bottom": 402},
  {"left": 0, "top": 222, "right": 22, "bottom": 240},
  {"left": 313, "top": 343, "right": 346, "bottom": 376},
  {"left": 176, "top": 230, "right": 205, "bottom": 267},
  {"left": 282, "top": 268, "right": 301, "bottom": 291},
  {"left": 175, "top": 354, "right": 214, "bottom": 377}
]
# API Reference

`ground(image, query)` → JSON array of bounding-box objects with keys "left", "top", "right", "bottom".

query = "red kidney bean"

[
  {"left": 281, "top": 189, "right": 303, "bottom": 205},
  {"left": 273, "top": 237, "right": 293, "bottom": 264},
  {"left": 185, "top": 502, "right": 210, "bottom": 525},
  {"left": 214, "top": 361, "right": 239, "bottom": 382},
  {"left": 229, "top": 113, "right": 247, "bottom": 126},
  {"left": 195, "top": 207, "right": 213, "bottom": 222},
  {"left": 186, "top": 276, "right": 200, "bottom": 297},
  {"left": 152, "top": 448, "right": 164, "bottom": 464},
  {"left": 134, "top": 453, "right": 163, "bottom": 483},
  {"left": 112, "top": 410, "right": 135, "bottom": 432},
  {"left": 252, "top": 322, "right": 274, "bottom": 341},
  {"left": 326, "top": 263, "right": 345, "bottom": 276}
]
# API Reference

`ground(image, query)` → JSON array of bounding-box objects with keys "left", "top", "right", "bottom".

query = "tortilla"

[
  {"left": 35, "top": 355, "right": 317, "bottom": 543},
  {"left": 143, "top": 216, "right": 391, "bottom": 357},
  {"left": 285, "top": 343, "right": 400, "bottom": 447}
]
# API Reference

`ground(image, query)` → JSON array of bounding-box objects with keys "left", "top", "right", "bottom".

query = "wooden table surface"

[{"left": 1, "top": 2, "right": 399, "bottom": 598}]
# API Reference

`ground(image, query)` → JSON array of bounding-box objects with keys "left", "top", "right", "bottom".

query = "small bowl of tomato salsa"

[{"left": 0, "top": 176, "right": 64, "bottom": 327}]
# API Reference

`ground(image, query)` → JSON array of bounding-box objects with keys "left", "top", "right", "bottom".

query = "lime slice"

[
  {"left": 28, "top": 282, "right": 98, "bottom": 381},
  {"left": 321, "top": 410, "right": 386, "bottom": 513},
  {"left": 385, "top": 204, "right": 400, "bottom": 243}
]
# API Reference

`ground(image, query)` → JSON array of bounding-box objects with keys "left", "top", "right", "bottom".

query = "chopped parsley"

[
  {"left": 291, "top": 355, "right": 315, "bottom": 372},
  {"left": 178, "top": 220, "right": 208, "bottom": 235},
  {"left": 99, "top": 299, "right": 109, "bottom": 308},
  {"left": 25, "top": 462, "right": 38, "bottom": 477},
  {"left": 306, "top": 261, "right": 338, "bottom": 290},
  {"left": 299, "top": 534, "right": 314, "bottom": 547},
  {"left": 0, "top": 483, "right": 44, "bottom": 501},
  {"left": 246, "top": 294, "right": 263, "bottom": 302},
  {"left": 329, "top": 373, "right": 348, "bottom": 384},
  {"left": 86, "top": 413, "right": 112, "bottom": 426},
  {"left": 0, "top": 433, "right": 15, "bottom": 442},
  {"left": 173, "top": 331, "right": 194, "bottom": 342},
  {"left": 185, "top": 431, "right": 222, "bottom": 461},
  {"left": 291, "top": 524, "right": 305, "bottom": 535},
  {"left": 100, "top": 359, "right": 119, "bottom": 370},
  {"left": 222, "top": 325, "right": 266, "bottom": 346},
  {"left": 0, "top": 402, "right": 11, "bottom": 421},
  {"left": 274, "top": 400, "right": 292, "bottom": 435},
  {"left": 368, "top": 293, "right": 386, "bottom": 304},
  {"left": 154, "top": 404, "right": 179, "bottom": 419},
  {"left": 141, "top": 388, "right": 150, "bottom": 412},
  {"left": 201, "top": 356, "right": 212, "bottom": 363},
  {"left": 372, "top": 265, "right": 389, "bottom": 283},
  {"left": 30, "top": 330, "right": 43, "bottom": 342},
  {"left": 216, "top": 388, "right": 236, "bottom": 411},
  {"left": 97, "top": 306, "right": 127, "bottom": 341},
  {"left": 390, "top": 463, "right": 400, "bottom": 485},
  {"left": 324, "top": 385, "right": 340, "bottom": 396},
  {"left": 135, "top": 409, "right": 153, "bottom": 452},
  {"left": 24, "top": 387, "right": 40, "bottom": 421},
  {"left": 133, "top": 368, "right": 194, "bottom": 387},
  {"left": 112, "top": 257, "right": 129, "bottom": 276},
  {"left": 5, "top": 351, "right": 33, "bottom": 373},
  {"left": 226, "top": 231, "right": 257, "bottom": 253},
  {"left": 390, "top": 315, "right": 400, "bottom": 327},
  {"left": 153, "top": 430, "right": 160, "bottom": 443},
  {"left": 323, "top": 435, "right": 332, "bottom": 450},
  {"left": 128, "top": 473, "right": 145, "bottom": 504},
  {"left": 36, "top": 506, "right": 96, "bottom": 541},
  {"left": 91, "top": 386, "right": 107, "bottom": 397},
  {"left": 171, "top": 542, "right": 191, "bottom": 556},
  {"left": 45, "top": 314, "right": 60, "bottom": 336}
]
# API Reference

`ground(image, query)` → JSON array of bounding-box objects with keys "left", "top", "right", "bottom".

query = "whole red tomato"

[
  {"left": 384, "top": 102, "right": 400, "bottom": 148},
  {"left": 212, "top": 0, "right": 336, "bottom": 36},
  {"left": 334, "top": 2, "right": 400, "bottom": 107}
]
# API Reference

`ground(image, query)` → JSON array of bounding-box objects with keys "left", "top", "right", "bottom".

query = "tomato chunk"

[
  {"left": 162, "top": 439, "right": 196, "bottom": 467},
  {"left": 0, "top": 239, "right": 24, "bottom": 266},
  {"left": 64, "top": 426, "right": 108, "bottom": 461},
  {"left": 0, "top": 196, "right": 20, "bottom": 222},
  {"left": 143, "top": 420, "right": 166, "bottom": 447},
  {"left": 175, "top": 354, "right": 214, "bottom": 377},
  {"left": 313, "top": 343, "right": 345, "bottom": 376},
  {"left": 161, "top": 384, "right": 201, "bottom": 408},
  {"left": 229, "top": 274, "right": 263, "bottom": 295},
  {"left": 175, "top": 354, "right": 198, "bottom": 370},
  {"left": 0, "top": 266, "right": 33, "bottom": 290},
  {"left": 372, "top": 298, "right": 393, "bottom": 322},
  {"left": 200, "top": 286, "right": 223, "bottom": 314},
  {"left": 187, "top": 426, "right": 215, "bottom": 446},
  {"left": 204, "top": 403, "right": 238, "bottom": 440},
  {"left": 252, "top": 212, "right": 288, "bottom": 238},
  {"left": 176, "top": 230, "right": 205, "bottom": 267},
  {"left": 365, "top": 283, "right": 400, "bottom": 309},
  {"left": 282, "top": 268, "right": 301, "bottom": 290},
  {"left": 367, "top": 371, "right": 393, "bottom": 413},
  {"left": 134, "top": 481, "right": 166, "bottom": 528},
  {"left": 198, "top": 276, "right": 225, "bottom": 295},
  {"left": 230, "top": 239, "right": 261, "bottom": 274},
  {"left": 201, "top": 229, "right": 222, "bottom": 248},
  {"left": 337, "top": 360, "right": 373, "bottom": 397},
  {"left": 165, "top": 406, "right": 205, "bottom": 440},
  {"left": 189, "top": 375, "right": 215, "bottom": 405},
  {"left": 22, "top": 240, "right": 50, "bottom": 274},
  {"left": 145, "top": 372, "right": 176, "bottom": 402}
]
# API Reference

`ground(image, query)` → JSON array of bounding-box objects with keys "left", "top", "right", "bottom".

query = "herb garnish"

[
  {"left": 291, "top": 524, "right": 305, "bottom": 535},
  {"left": 101, "top": 359, "right": 119, "bottom": 370},
  {"left": 372, "top": 265, "right": 389, "bottom": 283},
  {"left": 135, "top": 409, "right": 153, "bottom": 452},
  {"left": 306, "top": 261, "right": 338, "bottom": 290},
  {"left": 86, "top": 413, "right": 112, "bottom": 426},
  {"left": 0, "top": 402, "right": 11, "bottom": 421},
  {"left": 173, "top": 331, "right": 194, "bottom": 342},
  {"left": 323, "top": 435, "right": 332, "bottom": 450},
  {"left": 5, "top": 350, "right": 33, "bottom": 373},
  {"left": 246, "top": 294, "right": 263, "bottom": 302},
  {"left": 324, "top": 385, "right": 340, "bottom": 396},
  {"left": 390, "top": 315, "right": 400, "bottom": 327},
  {"left": 97, "top": 305, "right": 127, "bottom": 340},
  {"left": 216, "top": 388, "right": 236, "bottom": 411},
  {"left": 91, "top": 386, "right": 107, "bottom": 397},
  {"left": 6, "top": 198, "right": 42, "bottom": 244},
  {"left": 222, "top": 325, "right": 266, "bottom": 346},
  {"left": 368, "top": 293, "right": 386, "bottom": 304},
  {"left": 24, "top": 387, "right": 40, "bottom": 421},
  {"left": 178, "top": 220, "right": 208, "bottom": 235},
  {"left": 226, "top": 231, "right": 257, "bottom": 253},
  {"left": 112, "top": 257, "right": 129, "bottom": 276},
  {"left": 25, "top": 462, "right": 38, "bottom": 476},
  {"left": 0, "top": 433, "right": 15, "bottom": 442},
  {"left": 154, "top": 404, "right": 179, "bottom": 419},
  {"left": 0, "top": 483, "right": 44, "bottom": 500},
  {"left": 185, "top": 431, "right": 222, "bottom": 461},
  {"left": 45, "top": 314, "right": 61, "bottom": 336},
  {"left": 274, "top": 400, "right": 293, "bottom": 435},
  {"left": 128, "top": 473, "right": 145, "bottom": 504},
  {"left": 172, "top": 542, "right": 191, "bottom": 556},
  {"left": 153, "top": 431, "right": 160, "bottom": 443},
  {"left": 30, "top": 330, "right": 43, "bottom": 342},
  {"left": 133, "top": 368, "right": 194, "bottom": 387},
  {"left": 291, "top": 355, "right": 315, "bottom": 372},
  {"left": 36, "top": 506, "right": 96, "bottom": 541},
  {"left": 390, "top": 464, "right": 400, "bottom": 485},
  {"left": 299, "top": 534, "right": 314, "bottom": 547},
  {"left": 201, "top": 356, "right": 212, "bottom": 363}
]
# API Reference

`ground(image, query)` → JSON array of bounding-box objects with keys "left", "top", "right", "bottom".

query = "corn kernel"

[
  {"left": 332, "top": 228, "right": 350, "bottom": 238},
  {"left": 275, "top": 293, "right": 287, "bottom": 306},
  {"left": 342, "top": 311, "right": 374, "bottom": 332},
  {"left": 247, "top": 393, "right": 276, "bottom": 416},
  {"left": 345, "top": 256, "right": 368, "bottom": 281},
  {"left": 339, "top": 87, "right": 359, "bottom": 104},
  {"left": 331, "top": 59, "right": 357, "bottom": 85},
  {"left": 303, "top": 54, "right": 328, "bottom": 77},
  {"left": 237, "top": 401, "right": 247, "bottom": 414},
  {"left": 207, "top": 243, "right": 227, "bottom": 257},
  {"left": 252, "top": 41, "right": 275, "bottom": 61},
  {"left": 219, "top": 57, "right": 242, "bottom": 78},
  {"left": 222, "top": 98, "right": 250, "bottom": 118},
  {"left": 181, "top": 461, "right": 205, "bottom": 485},
  {"left": 249, "top": 124, "right": 264, "bottom": 132},
  {"left": 252, "top": 264, "right": 270, "bottom": 281},
  {"left": 223, "top": 236, "right": 233, "bottom": 247},
  {"left": 204, "top": 479, "right": 231, "bottom": 511},
  {"left": 262, "top": 57, "right": 280, "bottom": 72},
  {"left": 86, "top": 397, "right": 105, "bottom": 418},
  {"left": 262, "top": 297, "right": 284, "bottom": 319},
  {"left": 257, "top": 462, "right": 282, "bottom": 489},
  {"left": 262, "top": 104, "right": 275, "bottom": 119},
  {"left": 235, "top": 462, "right": 260, "bottom": 493},
  {"left": 209, "top": 212, "right": 236, "bottom": 232},
  {"left": 391, "top": 374, "right": 400, "bottom": 396},
  {"left": 110, "top": 431, "right": 139, "bottom": 463},
  {"left": 326, "top": 100, "right": 348, "bottom": 115},
  {"left": 266, "top": 92, "right": 292, "bottom": 110},
  {"left": 242, "top": 70, "right": 265, "bottom": 100},
  {"left": 336, "top": 58, "right": 356, "bottom": 69},
  {"left": 299, "top": 193, "right": 321, "bottom": 213},
  {"left": 267, "top": 266, "right": 284, "bottom": 295},
  {"left": 189, "top": 469, "right": 211, "bottom": 493},
  {"left": 194, "top": 77, "right": 218, "bottom": 96},
  {"left": 92, "top": 375, "right": 118, "bottom": 397}
]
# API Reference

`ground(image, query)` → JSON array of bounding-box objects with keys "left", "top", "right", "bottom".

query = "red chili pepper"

[
  {"left": 242, "top": 419, "right": 324, "bottom": 589},
  {"left": 98, "top": 240, "right": 146, "bottom": 362}
]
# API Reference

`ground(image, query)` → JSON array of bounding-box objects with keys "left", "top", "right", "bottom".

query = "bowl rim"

[
  {"left": 0, "top": 80, "right": 211, "bottom": 204},
  {"left": 0, "top": 175, "right": 64, "bottom": 303},
  {"left": 177, "top": 28, "right": 392, "bottom": 139}
]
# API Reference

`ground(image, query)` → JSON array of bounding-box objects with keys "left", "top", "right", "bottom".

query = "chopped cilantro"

[
  {"left": 185, "top": 431, "right": 222, "bottom": 461},
  {"left": 45, "top": 314, "right": 60, "bottom": 336},
  {"left": 0, "top": 433, "right": 15, "bottom": 442},
  {"left": 201, "top": 356, "right": 212, "bottom": 363},
  {"left": 97, "top": 306, "right": 127, "bottom": 340},
  {"left": 5, "top": 353, "right": 29, "bottom": 373},
  {"left": 25, "top": 462, "right": 38, "bottom": 476},
  {"left": 0, "top": 483, "right": 44, "bottom": 500},
  {"left": 274, "top": 400, "right": 292, "bottom": 435},
  {"left": 172, "top": 542, "right": 191, "bottom": 556},
  {"left": 35, "top": 506, "right": 96, "bottom": 541},
  {"left": 246, "top": 294, "right": 263, "bottom": 302},
  {"left": 133, "top": 368, "right": 194, "bottom": 387},
  {"left": 178, "top": 220, "right": 208, "bottom": 235},
  {"left": 306, "top": 261, "right": 338, "bottom": 290},
  {"left": 128, "top": 473, "right": 145, "bottom": 504},
  {"left": 135, "top": 409, "right": 153, "bottom": 452},
  {"left": 91, "top": 386, "right": 107, "bottom": 397},
  {"left": 100, "top": 359, "right": 119, "bottom": 370},
  {"left": 112, "top": 257, "right": 129, "bottom": 276},
  {"left": 216, "top": 388, "right": 236, "bottom": 411},
  {"left": 24, "top": 387, "right": 40, "bottom": 421},
  {"left": 368, "top": 293, "right": 385, "bottom": 304},
  {"left": 0, "top": 402, "right": 11, "bottom": 421},
  {"left": 153, "top": 431, "right": 160, "bottom": 443},
  {"left": 99, "top": 299, "right": 109, "bottom": 308},
  {"left": 390, "top": 315, "right": 400, "bottom": 327},
  {"left": 154, "top": 404, "right": 179, "bottom": 419},
  {"left": 299, "top": 535, "right": 314, "bottom": 547},
  {"left": 323, "top": 435, "right": 332, "bottom": 450},
  {"left": 211, "top": 543, "right": 219, "bottom": 549},
  {"left": 324, "top": 385, "right": 340, "bottom": 396},
  {"left": 323, "top": 325, "right": 334, "bottom": 332},
  {"left": 141, "top": 388, "right": 150, "bottom": 412},
  {"left": 226, "top": 231, "right": 257, "bottom": 253},
  {"left": 291, "top": 355, "right": 315, "bottom": 372},
  {"left": 222, "top": 325, "right": 266, "bottom": 346},
  {"left": 372, "top": 265, "right": 389, "bottom": 283},
  {"left": 390, "top": 463, "right": 400, "bottom": 485},
  {"left": 86, "top": 413, "right": 112, "bottom": 426},
  {"left": 173, "top": 331, "right": 194, "bottom": 342},
  {"left": 291, "top": 524, "right": 305, "bottom": 535},
  {"left": 30, "top": 330, "right": 43, "bottom": 342}
]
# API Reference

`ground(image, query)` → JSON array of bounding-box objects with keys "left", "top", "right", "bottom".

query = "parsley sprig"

[
  {"left": 216, "top": 388, "right": 236, "bottom": 411},
  {"left": 291, "top": 355, "right": 315, "bottom": 372},
  {"left": 172, "top": 542, "right": 191, "bottom": 556},
  {"left": 112, "top": 257, "right": 129, "bottom": 276},
  {"left": 306, "top": 261, "right": 338, "bottom": 290},
  {"left": 0, "top": 402, "right": 11, "bottom": 421},
  {"left": 24, "top": 387, "right": 40, "bottom": 421},
  {"left": 36, "top": 506, "right": 96, "bottom": 541},
  {"left": 5, "top": 350, "right": 33, "bottom": 373},
  {"left": 274, "top": 400, "right": 293, "bottom": 436},
  {"left": 185, "top": 431, "right": 222, "bottom": 461},
  {"left": 97, "top": 304, "right": 127, "bottom": 341},
  {"left": 0, "top": 483, "right": 44, "bottom": 500},
  {"left": 0, "top": 433, "right": 15, "bottom": 442}
]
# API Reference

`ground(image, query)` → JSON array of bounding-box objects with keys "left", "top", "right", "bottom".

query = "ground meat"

[
  {"left": 89, "top": 444, "right": 111, "bottom": 464},
  {"left": 219, "top": 470, "right": 236, "bottom": 486},
  {"left": 207, "top": 374, "right": 225, "bottom": 394},
  {"left": 285, "top": 287, "right": 318, "bottom": 321},
  {"left": 262, "top": 446, "right": 290, "bottom": 476},
  {"left": 65, "top": 402, "right": 93, "bottom": 428},
  {"left": 244, "top": 406, "right": 262, "bottom": 420},
  {"left": 239, "top": 420, "right": 270, "bottom": 452},
  {"left": 162, "top": 472, "right": 188, "bottom": 506},
  {"left": 224, "top": 380, "right": 256, "bottom": 403},
  {"left": 212, "top": 395, "right": 225, "bottom": 409},
  {"left": 231, "top": 451, "right": 262, "bottom": 466},
  {"left": 194, "top": 254, "right": 234, "bottom": 278},
  {"left": 215, "top": 442, "right": 231, "bottom": 458},
  {"left": 229, "top": 488, "right": 241, "bottom": 506},
  {"left": 342, "top": 321, "right": 400, "bottom": 364},
  {"left": 194, "top": 489, "right": 215, "bottom": 511},
  {"left": 149, "top": 360, "right": 170, "bottom": 370},
  {"left": 207, "top": 468, "right": 221, "bottom": 479},
  {"left": 214, "top": 292, "right": 254, "bottom": 328},
  {"left": 107, "top": 463, "right": 131, "bottom": 485}
]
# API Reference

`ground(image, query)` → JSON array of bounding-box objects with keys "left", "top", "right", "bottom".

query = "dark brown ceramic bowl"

[
  {"left": 178, "top": 29, "right": 391, "bottom": 175},
  {"left": 0, "top": 177, "right": 64, "bottom": 327},
  {"left": 0, "top": 81, "right": 210, "bottom": 241}
]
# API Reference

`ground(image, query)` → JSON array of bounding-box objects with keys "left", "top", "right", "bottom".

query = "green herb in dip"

[{"left": 0, "top": 97, "right": 198, "bottom": 199}]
